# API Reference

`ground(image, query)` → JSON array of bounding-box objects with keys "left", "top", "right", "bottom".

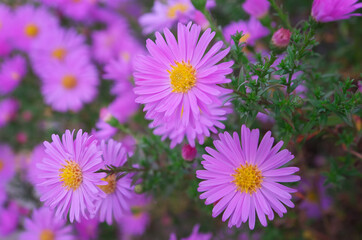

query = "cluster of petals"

[
  {"left": 134, "top": 22, "right": 233, "bottom": 148},
  {"left": 242, "top": 0, "right": 270, "bottom": 19},
  {"left": 197, "top": 125, "right": 300, "bottom": 229},
  {"left": 311, "top": 0, "right": 362, "bottom": 22},
  {"left": 0, "top": 55, "right": 27, "bottom": 95}
]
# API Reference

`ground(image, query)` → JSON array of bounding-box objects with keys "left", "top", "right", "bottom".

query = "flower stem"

[{"left": 268, "top": 0, "right": 292, "bottom": 29}]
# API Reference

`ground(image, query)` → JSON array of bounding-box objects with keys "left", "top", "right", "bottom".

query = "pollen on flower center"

[
  {"left": 59, "top": 160, "right": 83, "bottom": 191},
  {"left": 0, "top": 160, "right": 4, "bottom": 171},
  {"left": 239, "top": 33, "right": 251, "bottom": 44},
  {"left": 25, "top": 23, "right": 39, "bottom": 37},
  {"left": 40, "top": 229, "right": 55, "bottom": 240},
  {"left": 52, "top": 47, "right": 67, "bottom": 60},
  {"left": 168, "top": 61, "right": 196, "bottom": 93},
  {"left": 232, "top": 162, "right": 263, "bottom": 194},
  {"left": 98, "top": 174, "right": 117, "bottom": 194},
  {"left": 61, "top": 75, "right": 78, "bottom": 89},
  {"left": 167, "top": 3, "right": 189, "bottom": 19}
]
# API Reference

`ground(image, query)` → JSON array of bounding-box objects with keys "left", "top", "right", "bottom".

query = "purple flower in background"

[
  {"left": 134, "top": 22, "right": 233, "bottom": 148},
  {"left": 75, "top": 217, "right": 99, "bottom": 240},
  {"left": 19, "top": 207, "right": 75, "bottom": 240},
  {"left": 0, "top": 55, "right": 27, "bottom": 95},
  {"left": 223, "top": 18, "right": 270, "bottom": 46},
  {"left": 92, "top": 108, "right": 117, "bottom": 141},
  {"left": 40, "top": 53, "right": 99, "bottom": 112},
  {"left": 298, "top": 177, "right": 332, "bottom": 218},
  {"left": 0, "top": 4, "right": 14, "bottom": 56},
  {"left": 0, "top": 144, "right": 15, "bottom": 187},
  {"left": 311, "top": 0, "right": 362, "bottom": 22},
  {"left": 109, "top": 92, "right": 139, "bottom": 124},
  {"left": 31, "top": 27, "right": 90, "bottom": 75},
  {"left": 120, "top": 135, "right": 136, "bottom": 158},
  {"left": 197, "top": 125, "right": 300, "bottom": 229},
  {"left": 0, "top": 202, "right": 19, "bottom": 237},
  {"left": 119, "top": 194, "right": 150, "bottom": 238},
  {"left": 95, "top": 139, "right": 134, "bottom": 224},
  {"left": 170, "top": 224, "right": 212, "bottom": 240},
  {"left": 256, "top": 111, "right": 275, "bottom": 125},
  {"left": 242, "top": 0, "right": 270, "bottom": 18},
  {"left": 57, "top": 0, "right": 98, "bottom": 22},
  {"left": 27, "top": 144, "right": 46, "bottom": 186},
  {"left": 0, "top": 98, "right": 18, "bottom": 128},
  {"left": 13, "top": 5, "right": 58, "bottom": 51},
  {"left": 0, "top": 186, "right": 5, "bottom": 205},
  {"left": 36, "top": 130, "right": 106, "bottom": 222},
  {"left": 139, "top": 0, "right": 194, "bottom": 34}
]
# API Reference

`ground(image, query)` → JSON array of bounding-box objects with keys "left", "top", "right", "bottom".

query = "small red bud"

[
  {"left": 182, "top": 144, "right": 197, "bottom": 161},
  {"left": 271, "top": 28, "right": 291, "bottom": 48}
]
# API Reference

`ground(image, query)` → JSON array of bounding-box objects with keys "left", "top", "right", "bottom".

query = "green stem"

[
  {"left": 268, "top": 0, "right": 292, "bottom": 29},
  {"left": 201, "top": 8, "right": 227, "bottom": 45}
]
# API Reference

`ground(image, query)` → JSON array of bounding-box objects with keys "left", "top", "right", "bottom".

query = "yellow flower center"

[
  {"left": 40, "top": 229, "right": 55, "bottom": 240},
  {"left": 168, "top": 61, "right": 196, "bottom": 93},
  {"left": 0, "top": 160, "right": 4, "bottom": 171},
  {"left": 120, "top": 52, "right": 130, "bottom": 62},
  {"left": 98, "top": 174, "right": 117, "bottom": 194},
  {"left": 232, "top": 162, "right": 263, "bottom": 194},
  {"left": 52, "top": 48, "right": 67, "bottom": 61},
  {"left": 59, "top": 160, "right": 83, "bottom": 191},
  {"left": 167, "top": 3, "right": 189, "bottom": 19},
  {"left": 25, "top": 23, "right": 39, "bottom": 38},
  {"left": 306, "top": 191, "right": 318, "bottom": 203},
  {"left": 239, "top": 33, "right": 250, "bottom": 44},
  {"left": 61, "top": 75, "right": 78, "bottom": 89},
  {"left": 11, "top": 72, "right": 20, "bottom": 81}
]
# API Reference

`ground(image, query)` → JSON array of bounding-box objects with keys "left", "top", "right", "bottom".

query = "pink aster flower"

[
  {"left": 0, "top": 98, "right": 19, "bottom": 128},
  {"left": 0, "top": 144, "right": 16, "bottom": 187},
  {"left": 311, "top": 0, "right": 362, "bottom": 22},
  {"left": 139, "top": 0, "right": 195, "bottom": 34},
  {"left": 0, "top": 203, "right": 19, "bottom": 237},
  {"left": 196, "top": 125, "right": 300, "bottom": 229},
  {"left": 109, "top": 92, "right": 139, "bottom": 124},
  {"left": 30, "top": 27, "right": 90, "bottom": 76},
  {"left": 74, "top": 217, "right": 99, "bottom": 240},
  {"left": 13, "top": 5, "right": 59, "bottom": 51},
  {"left": 57, "top": 0, "right": 98, "bottom": 22},
  {"left": 20, "top": 207, "right": 75, "bottom": 240},
  {"left": 223, "top": 18, "right": 270, "bottom": 46},
  {"left": 36, "top": 130, "right": 106, "bottom": 222},
  {"left": 242, "top": 0, "right": 270, "bottom": 18},
  {"left": 95, "top": 139, "right": 134, "bottom": 224},
  {"left": 40, "top": 53, "right": 99, "bottom": 112},
  {"left": 119, "top": 194, "right": 150, "bottom": 238},
  {"left": 169, "top": 224, "right": 212, "bottom": 240},
  {"left": 0, "top": 4, "right": 14, "bottom": 56},
  {"left": 134, "top": 22, "right": 233, "bottom": 148},
  {"left": 0, "top": 55, "right": 27, "bottom": 95}
]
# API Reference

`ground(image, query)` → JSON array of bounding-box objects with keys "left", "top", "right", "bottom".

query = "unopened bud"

[
  {"left": 182, "top": 144, "right": 197, "bottom": 161},
  {"left": 271, "top": 28, "right": 291, "bottom": 48}
]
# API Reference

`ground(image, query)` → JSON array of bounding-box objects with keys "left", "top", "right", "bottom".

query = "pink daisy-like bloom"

[
  {"left": 0, "top": 4, "right": 14, "bottom": 56},
  {"left": 196, "top": 125, "right": 300, "bottom": 229},
  {"left": 118, "top": 194, "right": 151, "bottom": 238},
  {"left": 95, "top": 139, "right": 134, "bottom": 225},
  {"left": 139, "top": 0, "right": 194, "bottom": 34},
  {"left": 311, "top": 0, "right": 362, "bottom": 22},
  {"left": 40, "top": 53, "right": 99, "bottom": 112},
  {"left": 13, "top": 5, "right": 58, "bottom": 52},
  {"left": 242, "top": 0, "right": 270, "bottom": 19},
  {"left": 109, "top": 92, "right": 139, "bottom": 124},
  {"left": 74, "top": 217, "right": 99, "bottom": 240},
  {"left": 0, "top": 98, "right": 19, "bottom": 128},
  {"left": 57, "top": 0, "right": 98, "bottom": 22},
  {"left": 169, "top": 224, "right": 212, "bottom": 240},
  {"left": 0, "top": 203, "right": 19, "bottom": 237},
  {"left": 0, "top": 55, "right": 27, "bottom": 95},
  {"left": 36, "top": 130, "right": 106, "bottom": 222},
  {"left": 223, "top": 18, "right": 270, "bottom": 46},
  {"left": 134, "top": 22, "right": 233, "bottom": 148},
  {"left": 30, "top": 27, "right": 90, "bottom": 76},
  {"left": 20, "top": 207, "right": 75, "bottom": 240},
  {"left": 0, "top": 144, "right": 16, "bottom": 188}
]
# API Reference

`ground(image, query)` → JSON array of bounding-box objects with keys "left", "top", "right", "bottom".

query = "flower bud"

[
  {"left": 182, "top": 144, "right": 197, "bottom": 161},
  {"left": 271, "top": 28, "right": 291, "bottom": 48}
]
